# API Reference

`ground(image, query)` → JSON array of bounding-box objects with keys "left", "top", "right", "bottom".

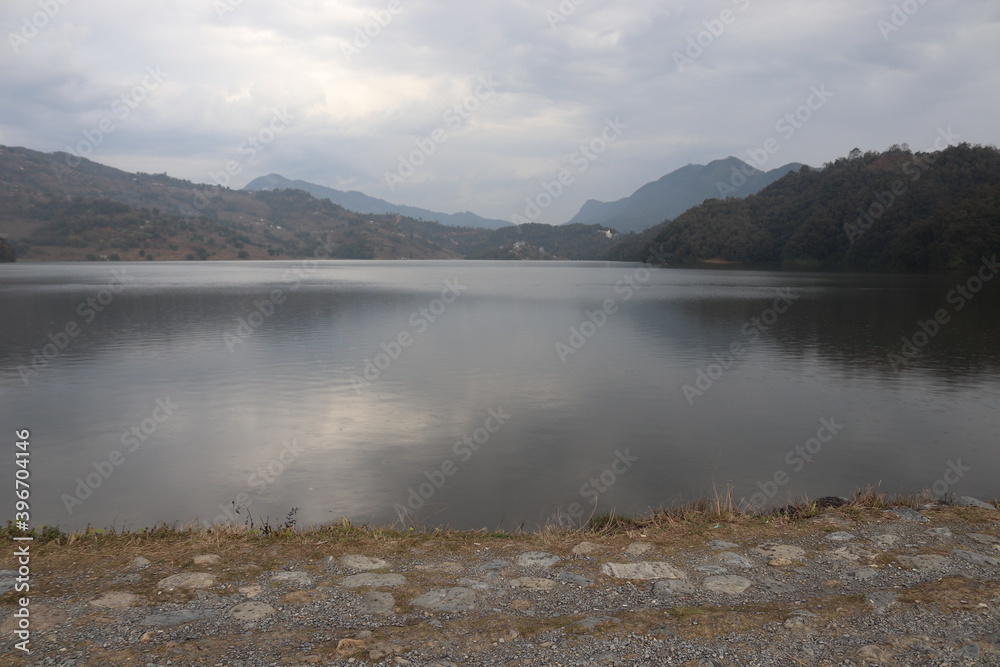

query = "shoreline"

[{"left": 3, "top": 493, "right": 999, "bottom": 665}]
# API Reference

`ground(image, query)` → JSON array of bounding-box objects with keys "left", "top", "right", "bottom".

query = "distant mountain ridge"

[
  {"left": 567, "top": 157, "right": 803, "bottom": 233},
  {"left": 244, "top": 174, "right": 510, "bottom": 230}
]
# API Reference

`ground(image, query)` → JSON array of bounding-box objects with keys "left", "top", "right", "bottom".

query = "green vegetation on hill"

[{"left": 614, "top": 144, "right": 1000, "bottom": 271}]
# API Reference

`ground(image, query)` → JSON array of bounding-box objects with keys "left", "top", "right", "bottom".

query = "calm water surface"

[{"left": 1, "top": 260, "right": 998, "bottom": 530}]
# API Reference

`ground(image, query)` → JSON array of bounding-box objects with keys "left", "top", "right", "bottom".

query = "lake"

[{"left": 2, "top": 260, "right": 998, "bottom": 532}]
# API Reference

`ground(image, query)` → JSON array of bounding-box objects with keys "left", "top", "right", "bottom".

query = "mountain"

[
  {"left": 0, "top": 145, "right": 616, "bottom": 262},
  {"left": 567, "top": 157, "right": 803, "bottom": 233},
  {"left": 244, "top": 174, "right": 510, "bottom": 229},
  {"left": 611, "top": 144, "right": 1000, "bottom": 271}
]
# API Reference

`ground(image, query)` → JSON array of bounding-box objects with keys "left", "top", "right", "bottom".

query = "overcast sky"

[{"left": 2, "top": 0, "right": 998, "bottom": 224}]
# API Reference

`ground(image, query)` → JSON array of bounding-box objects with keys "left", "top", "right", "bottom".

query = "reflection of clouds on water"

[{"left": 1, "top": 262, "right": 999, "bottom": 530}]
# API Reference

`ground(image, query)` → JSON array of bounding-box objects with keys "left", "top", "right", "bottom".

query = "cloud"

[{"left": 1, "top": 0, "right": 998, "bottom": 224}]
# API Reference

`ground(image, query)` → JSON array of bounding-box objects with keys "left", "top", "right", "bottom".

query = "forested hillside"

[{"left": 614, "top": 144, "right": 1000, "bottom": 271}]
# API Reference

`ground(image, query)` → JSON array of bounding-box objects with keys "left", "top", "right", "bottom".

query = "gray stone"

[
  {"left": 856, "top": 644, "right": 893, "bottom": 663},
  {"left": 869, "top": 534, "right": 900, "bottom": 548},
  {"left": 509, "top": 577, "right": 556, "bottom": 591},
  {"left": 967, "top": 533, "right": 1000, "bottom": 545},
  {"left": 892, "top": 507, "right": 929, "bottom": 522},
  {"left": 141, "top": 609, "right": 218, "bottom": 626},
  {"left": 339, "top": 573, "right": 406, "bottom": 588},
  {"left": 359, "top": 591, "right": 395, "bottom": 615},
  {"left": 89, "top": 592, "right": 142, "bottom": 609},
  {"left": 648, "top": 624, "right": 680, "bottom": 638},
  {"left": 695, "top": 565, "right": 727, "bottom": 575},
  {"left": 853, "top": 568, "right": 880, "bottom": 581},
  {"left": 192, "top": 554, "right": 221, "bottom": 565},
  {"left": 340, "top": 554, "right": 389, "bottom": 570},
  {"left": 0, "top": 570, "right": 15, "bottom": 595},
  {"left": 702, "top": 575, "right": 752, "bottom": 594},
  {"left": 131, "top": 557, "right": 152, "bottom": 569},
  {"left": 866, "top": 590, "right": 898, "bottom": 612},
  {"left": 600, "top": 561, "right": 687, "bottom": 580},
  {"left": 411, "top": 587, "right": 476, "bottom": 613},
  {"left": 572, "top": 541, "right": 602, "bottom": 555},
  {"left": 758, "top": 578, "right": 796, "bottom": 594},
  {"left": 482, "top": 559, "right": 510, "bottom": 570},
  {"left": 826, "top": 531, "right": 856, "bottom": 541},
  {"left": 754, "top": 544, "right": 806, "bottom": 561},
  {"left": 457, "top": 577, "right": 491, "bottom": 590},
  {"left": 652, "top": 579, "right": 696, "bottom": 597},
  {"left": 576, "top": 616, "right": 621, "bottom": 630},
  {"left": 952, "top": 549, "right": 1000, "bottom": 566},
  {"left": 926, "top": 527, "right": 952, "bottom": 537},
  {"left": 624, "top": 542, "right": 653, "bottom": 556},
  {"left": 783, "top": 610, "right": 818, "bottom": 629},
  {"left": 706, "top": 540, "right": 738, "bottom": 549},
  {"left": 113, "top": 573, "right": 142, "bottom": 585},
  {"left": 956, "top": 496, "right": 997, "bottom": 510},
  {"left": 228, "top": 601, "right": 275, "bottom": 622},
  {"left": 897, "top": 554, "right": 950, "bottom": 571},
  {"left": 719, "top": 552, "right": 752, "bottom": 568},
  {"left": 270, "top": 571, "right": 313, "bottom": 588},
  {"left": 554, "top": 570, "right": 593, "bottom": 587},
  {"left": 517, "top": 551, "right": 559, "bottom": 568},
  {"left": 157, "top": 572, "right": 216, "bottom": 590},
  {"left": 956, "top": 644, "right": 980, "bottom": 660}
]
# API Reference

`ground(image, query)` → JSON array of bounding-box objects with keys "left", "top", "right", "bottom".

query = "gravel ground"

[{"left": 3, "top": 503, "right": 1000, "bottom": 666}]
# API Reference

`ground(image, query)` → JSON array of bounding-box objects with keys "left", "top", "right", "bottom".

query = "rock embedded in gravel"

[
  {"left": 192, "top": 554, "right": 221, "bottom": 565},
  {"left": 509, "top": 577, "right": 556, "bottom": 591},
  {"left": 653, "top": 579, "right": 696, "bottom": 597},
  {"left": 600, "top": 561, "right": 687, "bottom": 580},
  {"left": 926, "top": 527, "right": 952, "bottom": 537},
  {"left": 754, "top": 544, "right": 806, "bottom": 561},
  {"left": 866, "top": 590, "right": 898, "bottom": 612},
  {"left": 702, "top": 575, "right": 752, "bottom": 594},
  {"left": 853, "top": 567, "right": 880, "bottom": 580},
  {"left": 131, "top": 556, "right": 151, "bottom": 569},
  {"left": 967, "top": 533, "right": 1000, "bottom": 545},
  {"left": 339, "top": 572, "right": 406, "bottom": 588},
  {"left": 517, "top": 551, "right": 560, "bottom": 568},
  {"left": 783, "top": 610, "right": 818, "bottom": 629},
  {"left": 572, "top": 541, "right": 602, "bottom": 555},
  {"left": 952, "top": 549, "right": 1000, "bottom": 566},
  {"left": 270, "top": 571, "right": 314, "bottom": 587},
  {"left": 576, "top": 616, "right": 621, "bottom": 630},
  {"left": 625, "top": 542, "right": 653, "bottom": 556},
  {"left": 554, "top": 570, "right": 593, "bottom": 587},
  {"left": 89, "top": 592, "right": 142, "bottom": 609},
  {"left": 719, "top": 552, "right": 752, "bottom": 568},
  {"left": 856, "top": 644, "right": 893, "bottom": 663},
  {"left": 869, "top": 534, "right": 900, "bottom": 548},
  {"left": 359, "top": 591, "right": 395, "bottom": 615},
  {"left": 340, "top": 554, "right": 389, "bottom": 571},
  {"left": 892, "top": 507, "right": 930, "bottom": 522},
  {"left": 157, "top": 572, "right": 216, "bottom": 590},
  {"left": 706, "top": 540, "right": 739, "bottom": 549},
  {"left": 955, "top": 496, "right": 997, "bottom": 510},
  {"left": 826, "top": 531, "right": 856, "bottom": 541},
  {"left": 411, "top": 587, "right": 477, "bottom": 613},
  {"left": 228, "top": 601, "right": 276, "bottom": 622},
  {"left": 897, "top": 554, "right": 950, "bottom": 571}
]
